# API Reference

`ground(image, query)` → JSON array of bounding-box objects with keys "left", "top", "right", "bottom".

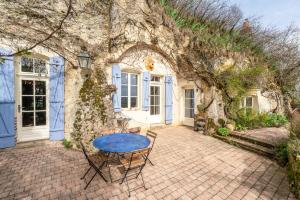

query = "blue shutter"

[
  {"left": 49, "top": 56, "right": 64, "bottom": 140},
  {"left": 165, "top": 76, "right": 173, "bottom": 124},
  {"left": 0, "top": 48, "right": 15, "bottom": 148},
  {"left": 112, "top": 64, "right": 121, "bottom": 112},
  {"left": 142, "top": 72, "right": 150, "bottom": 111}
]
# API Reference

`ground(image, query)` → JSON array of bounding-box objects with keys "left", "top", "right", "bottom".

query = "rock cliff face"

[
  {"left": 65, "top": 0, "right": 187, "bottom": 138},
  {"left": 1, "top": 0, "right": 274, "bottom": 139},
  {"left": 64, "top": 0, "right": 255, "bottom": 137}
]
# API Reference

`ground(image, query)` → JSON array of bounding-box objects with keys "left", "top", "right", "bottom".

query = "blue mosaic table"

[{"left": 93, "top": 133, "right": 150, "bottom": 153}]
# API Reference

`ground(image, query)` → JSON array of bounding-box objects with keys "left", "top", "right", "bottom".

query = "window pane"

[
  {"left": 130, "top": 74, "right": 137, "bottom": 85},
  {"left": 131, "top": 97, "right": 137, "bottom": 108},
  {"left": 121, "top": 97, "right": 128, "bottom": 108},
  {"left": 22, "top": 96, "right": 34, "bottom": 111},
  {"left": 155, "top": 105, "right": 160, "bottom": 115},
  {"left": 150, "top": 86, "right": 154, "bottom": 95},
  {"left": 190, "top": 108, "right": 195, "bottom": 118},
  {"left": 35, "top": 81, "right": 46, "bottom": 95},
  {"left": 36, "top": 112, "right": 46, "bottom": 126},
  {"left": 185, "top": 108, "right": 194, "bottom": 118},
  {"left": 21, "top": 57, "right": 34, "bottom": 72},
  {"left": 155, "top": 87, "right": 160, "bottom": 95},
  {"left": 150, "top": 96, "right": 154, "bottom": 106},
  {"left": 185, "top": 89, "right": 194, "bottom": 98},
  {"left": 121, "top": 73, "right": 128, "bottom": 84},
  {"left": 22, "top": 112, "right": 34, "bottom": 127},
  {"left": 155, "top": 96, "right": 160, "bottom": 105},
  {"left": 246, "top": 97, "right": 253, "bottom": 107},
  {"left": 190, "top": 98, "right": 194, "bottom": 108},
  {"left": 34, "top": 59, "right": 46, "bottom": 74},
  {"left": 151, "top": 76, "right": 160, "bottom": 82},
  {"left": 131, "top": 85, "right": 137, "bottom": 96},
  {"left": 36, "top": 96, "right": 46, "bottom": 110},
  {"left": 121, "top": 85, "right": 128, "bottom": 96},
  {"left": 22, "top": 80, "right": 34, "bottom": 95},
  {"left": 150, "top": 106, "right": 155, "bottom": 115}
]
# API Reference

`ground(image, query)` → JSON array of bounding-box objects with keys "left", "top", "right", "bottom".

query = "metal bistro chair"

[
  {"left": 146, "top": 130, "right": 157, "bottom": 166},
  {"left": 80, "top": 141, "right": 108, "bottom": 189},
  {"left": 119, "top": 148, "right": 151, "bottom": 197}
]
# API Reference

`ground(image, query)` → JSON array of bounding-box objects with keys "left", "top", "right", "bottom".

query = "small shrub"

[
  {"left": 287, "top": 139, "right": 300, "bottom": 198},
  {"left": 235, "top": 109, "right": 288, "bottom": 130},
  {"left": 217, "top": 127, "right": 231, "bottom": 136},
  {"left": 62, "top": 139, "right": 72, "bottom": 149},
  {"left": 261, "top": 113, "right": 288, "bottom": 127},
  {"left": 275, "top": 142, "right": 288, "bottom": 166}
]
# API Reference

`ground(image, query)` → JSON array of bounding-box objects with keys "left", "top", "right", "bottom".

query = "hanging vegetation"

[{"left": 71, "top": 69, "right": 116, "bottom": 149}]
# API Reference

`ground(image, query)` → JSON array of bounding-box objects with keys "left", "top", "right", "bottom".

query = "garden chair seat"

[{"left": 120, "top": 155, "right": 144, "bottom": 169}]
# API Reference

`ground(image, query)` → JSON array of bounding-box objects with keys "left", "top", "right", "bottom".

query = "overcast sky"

[{"left": 229, "top": 0, "right": 300, "bottom": 30}]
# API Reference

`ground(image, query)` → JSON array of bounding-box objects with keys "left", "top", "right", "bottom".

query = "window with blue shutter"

[
  {"left": 0, "top": 48, "right": 15, "bottom": 148},
  {"left": 49, "top": 56, "right": 64, "bottom": 140},
  {"left": 142, "top": 71, "right": 150, "bottom": 111},
  {"left": 112, "top": 64, "right": 121, "bottom": 112},
  {"left": 165, "top": 75, "right": 173, "bottom": 124}
]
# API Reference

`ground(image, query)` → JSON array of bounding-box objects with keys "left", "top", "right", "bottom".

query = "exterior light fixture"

[{"left": 77, "top": 48, "right": 91, "bottom": 69}]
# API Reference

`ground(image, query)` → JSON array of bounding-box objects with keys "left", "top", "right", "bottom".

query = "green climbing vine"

[{"left": 71, "top": 69, "right": 116, "bottom": 148}]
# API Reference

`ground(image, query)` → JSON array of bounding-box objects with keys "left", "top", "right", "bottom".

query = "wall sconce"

[{"left": 77, "top": 48, "right": 91, "bottom": 69}]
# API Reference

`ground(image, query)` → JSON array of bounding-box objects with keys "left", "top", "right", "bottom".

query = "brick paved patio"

[{"left": 0, "top": 126, "right": 296, "bottom": 200}]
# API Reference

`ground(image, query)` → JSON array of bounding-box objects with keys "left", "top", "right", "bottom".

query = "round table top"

[{"left": 93, "top": 133, "right": 150, "bottom": 153}]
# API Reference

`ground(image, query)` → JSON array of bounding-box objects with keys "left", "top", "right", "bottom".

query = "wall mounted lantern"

[{"left": 77, "top": 48, "right": 91, "bottom": 69}]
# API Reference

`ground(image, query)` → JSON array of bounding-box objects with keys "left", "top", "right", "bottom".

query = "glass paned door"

[
  {"left": 21, "top": 80, "right": 47, "bottom": 127},
  {"left": 185, "top": 89, "right": 195, "bottom": 118},
  {"left": 150, "top": 86, "right": 160, "bottom": 115}
]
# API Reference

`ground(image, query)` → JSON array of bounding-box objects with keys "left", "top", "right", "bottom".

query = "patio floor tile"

[{"left": 0, "top": 126, "right": 296, "bottom": 200}]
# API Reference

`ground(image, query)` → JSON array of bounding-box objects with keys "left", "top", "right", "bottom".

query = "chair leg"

[
  {"left": 120, "top": 168, "right": 129, "bottom": 184},
  {"left": 81, "top": 166, "right": 92, "bottom": 180},
  {"left": 125, "top": 175, "right": 131, "bottom": 197},
  {"left": 84, "top": 171, "right": 97, "bottom": 190},
  {"left": 140, "top": 172, "right": 147, "bottom": 190},
  {"left": 143, "top": 155, "right": 154, "bottom": 166},
  {"left": 148, "top": 158, "right": 154, "bottom": 166}
]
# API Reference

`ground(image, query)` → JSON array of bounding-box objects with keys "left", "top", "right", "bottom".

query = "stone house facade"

[{"left": 0, "top": 0, "right": 276, "bottom": 148}]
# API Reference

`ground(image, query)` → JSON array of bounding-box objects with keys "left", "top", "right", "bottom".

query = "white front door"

[
  {"left": 149, "top": 85, "right": 161, "bottom": 123},
  {"left": 16, "top": 57, "right": 49, "bottom": 142},
  {"left": 183, "top": 89, "right": 195, "bottom": 126}
]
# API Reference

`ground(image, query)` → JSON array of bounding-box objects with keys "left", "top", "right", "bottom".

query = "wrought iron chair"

[
  {"left": 146, "top": 130, "right": 157, "bottom": 166},
  {"left": 119, "top": 148, "right": 151, "bottom": 197},
  {"left": 80, "top": 141, "right": 108, "bottom": 189}
]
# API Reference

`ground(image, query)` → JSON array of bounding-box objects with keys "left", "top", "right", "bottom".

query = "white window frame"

[
  {"left": 243, "top": 96, "right": 253, "bottom": 108},
  {"left": 19, "top": 56, "right": 49, "bottom": 77},
  {"left": 121, "top": 72, "right": 139, "bottom": 110}
]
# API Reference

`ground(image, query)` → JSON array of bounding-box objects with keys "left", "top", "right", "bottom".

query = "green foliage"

[
  {"left": 275, "top": 142, "right": 289, "bottom": 166},
  {"left": 71, "top": 69, "right": 116, "bottom": 145},
  {"left": 291, "top": 98, "right": 300, "bottom": 109},
  {"left": 287, "top": 139, "right": 300, "bottom": 197},
  {"left": 217, "top": 127, "right": 231, "bottom": 136},
  {"left": 260, "top": 113, "right": 288, "bottom": 127},
  {"left": 159, "top": 0, "right": 265, "bottom": 56},
  {"left": 235, "top": 109, "right": 288, "bottom": 130},
  {"left": 288, "top": 139, "right": 300, "bottom": 158},
  {"left": 62, "top": 139, "right": 72, "bottom": 149}
]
